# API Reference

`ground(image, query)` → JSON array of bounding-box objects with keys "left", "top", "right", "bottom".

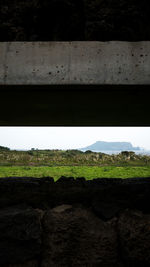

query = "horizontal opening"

[{"left": 0, "top": 126, "right": 150, "bottom": 180}]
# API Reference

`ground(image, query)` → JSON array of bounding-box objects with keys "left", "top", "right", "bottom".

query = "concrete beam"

[{"left": 0, "top": 42, "right": 150, "bottom": 85}]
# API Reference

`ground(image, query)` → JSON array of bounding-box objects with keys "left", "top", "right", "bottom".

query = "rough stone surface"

[
  {"left": 0, "top": 178, "right": 150, "bottom": 266},
  {"left": 42, "top": 205, "right": 122, "bottom": 267},
  {"left": 0, "top": 206, "right": 42, "bottom": 265},
  {"left": 118, "top": 209, "right": 150, "bottom": 267},
  {"left": 6, "top": 260, "right": 38, "bottom": 267},
  {"left": 0, "top": 177, "right": 150, "bottom": 216},
  {"left": 0, "top": 0, "right": 150, "bottom": 41}
]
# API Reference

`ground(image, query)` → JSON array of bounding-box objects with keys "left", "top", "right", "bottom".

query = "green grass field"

[{"left": 0, "top": 166, "right": 150, "bottom": 181}]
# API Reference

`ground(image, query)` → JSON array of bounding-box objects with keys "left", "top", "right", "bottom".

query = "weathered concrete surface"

[{"left": 0, "top": 42, "right": 150, "bottom": 85}]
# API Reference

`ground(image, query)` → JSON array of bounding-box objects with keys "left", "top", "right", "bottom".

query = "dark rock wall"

[
  {"left": 0, "top": 0, "right": 150, "bottom": 41},
  {"left": 0, "top": 177, "right": 150, "bottom": 266}
]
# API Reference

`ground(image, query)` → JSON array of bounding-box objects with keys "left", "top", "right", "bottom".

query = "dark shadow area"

[
  {"left": 0, "top": 177, "right": 150, "bottom": 266},
  {"left": 0, "top": 85, "right": 150, "bottom": 126},
  {"left": 0, "top": 0, "right": 150, "bottom": 41},
  {"left": 0, "top": 1, "right": 150, "bottom": 266}
]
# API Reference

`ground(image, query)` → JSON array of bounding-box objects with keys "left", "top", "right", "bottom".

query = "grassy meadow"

[
  {"left": 0, "top": 165, "right": 150, "bottom": 180},
  {"left": 0, "top": 147, "right": 150, "bottom": 180}
]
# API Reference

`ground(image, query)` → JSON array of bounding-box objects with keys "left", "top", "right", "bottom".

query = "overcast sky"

[{"left": 0, "top": 127, "right": 150, "bottom": 150}]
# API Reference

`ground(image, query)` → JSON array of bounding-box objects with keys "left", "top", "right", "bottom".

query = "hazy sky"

[{"left": 0, "top": 127, "right": 150, "bottom": 150}]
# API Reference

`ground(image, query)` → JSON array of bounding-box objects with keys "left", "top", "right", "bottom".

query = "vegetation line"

[{"left": 0, "top": 147, "right": 150, "bottom": 180}]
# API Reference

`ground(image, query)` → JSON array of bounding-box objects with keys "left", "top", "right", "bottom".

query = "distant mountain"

[{"left": 80, "top": 141, "right": 140, "bottom": 152}]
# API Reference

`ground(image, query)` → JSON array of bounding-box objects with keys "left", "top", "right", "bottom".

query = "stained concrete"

[{"left": 0, "top": 42, "right": 150, "bottom": 85}]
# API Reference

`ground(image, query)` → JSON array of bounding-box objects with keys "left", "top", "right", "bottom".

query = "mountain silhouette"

[{"left": 80, "top": 141, "right": 140, "bottom": 152}]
